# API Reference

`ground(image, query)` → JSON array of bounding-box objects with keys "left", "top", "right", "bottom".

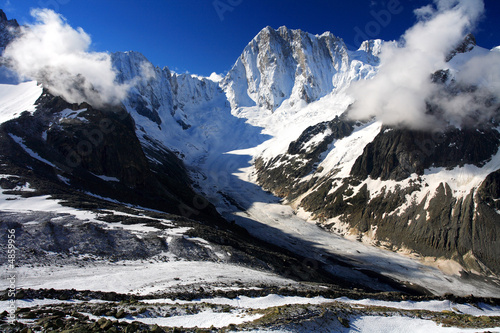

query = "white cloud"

[
  {"left": 2, "top": 9, "right": 130, "bottom": 108},
  {"left": 414, "top": 5, "right": 435, "bottom": 20},
  {"left": 347, "top": 0, "right": 497, "bottom": 129},
  {"left": 457, "top": 51, "right": 500, "bottom": 95}
]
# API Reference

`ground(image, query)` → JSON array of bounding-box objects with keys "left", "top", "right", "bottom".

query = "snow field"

[
  {"left": 0, "top": 260, "right": 295, "bottom": 296},
  {"left": 2, "top": 295, "right": 499, "bottom": 331},
  {"left": 0, "top": 81, "right": 42, "bottom": 124},
  {"left": 85, "top": 310, "right": 264, "bottom": 329}
]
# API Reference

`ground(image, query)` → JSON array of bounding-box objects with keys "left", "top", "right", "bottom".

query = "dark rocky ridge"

[
  {"left": 446, "top": 33, "right": 476, "bottom": 62},
  {"left": 0, "top": 90, "right": 223, "bottom": 224},
  {"left": 350, "top": 125, "right": 500, "bottom": 181},
  {"left": 299, "top": 176, "right": 500, "bottom": 276}
]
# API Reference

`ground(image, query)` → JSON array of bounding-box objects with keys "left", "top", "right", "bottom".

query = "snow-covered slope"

[
  {"left": 110, "top": 50, "right": 271, "bottom": 204},
  {"left": 0, "top": 81, "right": 42, "bottom": 124}
]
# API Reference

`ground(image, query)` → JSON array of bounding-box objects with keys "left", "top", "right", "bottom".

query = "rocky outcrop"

[
  {"left": 289, "top": 166, "right": 500, "bottom": 275},
  {"left": 446, "top": 33, "right": 476, "bottom": 62},
  {"left": 350, "top": 126, "right": 500, "bottom": 181},
  {"left": 256, "top": 116, "right": 355, "bottom": 199}
]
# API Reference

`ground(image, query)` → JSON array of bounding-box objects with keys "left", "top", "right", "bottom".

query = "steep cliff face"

[
  {"left": 255, "top": 116, "right": 356, "bottom": 199},
  {"left": 111, "top": 51, "right": 234, "bottom": 164},
  {"left": 0, "top": 9, "right": 20, "bottom": 84},
  {"left": 350, "top": 126, "right": 500, "bottom": 181},
  {"left": 222, "top": 26, "right": 380, "bottom": 111},
  {"left": 112, "top": 51, "right": 224, "bottom": 131}
]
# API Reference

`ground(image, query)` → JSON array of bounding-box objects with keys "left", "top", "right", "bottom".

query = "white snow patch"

[
  {"left": 423, "top": 148, "right": 500, "bottom": 195},
  {"left": 349, "top": 315, "right": 499, "bottom": 333},
  {"left": 91, "top": 173, "right": 120, "bottom": 182},
  {"left": 57, "top": 108, "right": 88, "bottom": 122},
  {"left": 317, "top": 121, "right": 382, "bottom": 179},
  {"left": 336, "top": 297, "right": 500, "bottom": 317},
  {"left": 102, "top": 222, "right": 166, "bottom": 235},
  {"left": 9, "top": 182, "right": 37, "bottom": 192},
  {"left": 0, "top": 299, "right": 110, "bottom": 313},
  {"left": 84, "top": 192, "right": 170, "bottom": 215},
  {"left": 57, "top": 174, "right": 71, "bottom": 185},
  {"left": 0, "top": 299, "right": 86, "bottom": 313},
  {"left": 301, "top": 128, "right": 332, "bottom": 151},
  {"left": 86, "top": 310, "right": 263, "bottom": 329},
  {"left": 0, "top": 192, "right": 99, "bottom": 223},
  {"left": 8, "top": 134, "right": 58, "bottom": 168},
  {"left": 145, "top": 294, "right": 335, "bottom": 309},
  {"left": 0, "top": 81, "right": 42, "bottom": 124}
]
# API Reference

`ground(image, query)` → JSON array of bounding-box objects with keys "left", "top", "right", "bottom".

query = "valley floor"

[{"left": 211, "top": 159, "right": 500, "bottom": 299}]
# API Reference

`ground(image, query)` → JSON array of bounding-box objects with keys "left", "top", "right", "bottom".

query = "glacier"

[{"left": 99, "top": 26, "right": 500, "bottom": 296}]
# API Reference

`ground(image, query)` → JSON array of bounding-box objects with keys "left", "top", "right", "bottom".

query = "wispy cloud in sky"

[
  {"left": 3, "top": 9, "right": 131, "bottom": 108},
  {"left": 347, "top": 0, "right": 499, "bottom": 129}
]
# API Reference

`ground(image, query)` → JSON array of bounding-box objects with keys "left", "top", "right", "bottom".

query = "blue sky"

[{"left": 2, "top": 0, "right": 499, "bottom": 76}]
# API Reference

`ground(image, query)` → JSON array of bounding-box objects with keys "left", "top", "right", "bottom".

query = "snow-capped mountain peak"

[{"left": 222, "top": 26, "right": 380, "bottom": 112}]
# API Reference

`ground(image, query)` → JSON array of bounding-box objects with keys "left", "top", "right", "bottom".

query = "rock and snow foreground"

[
  {"left": 2, "top": 184, "right": 499, "bottom": 332},
  {"left": 1, "top": 293, "right": 500, "bottom": 332},
  {"left": 0, "top": 10, "right": 500, "bottom": 331}
]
